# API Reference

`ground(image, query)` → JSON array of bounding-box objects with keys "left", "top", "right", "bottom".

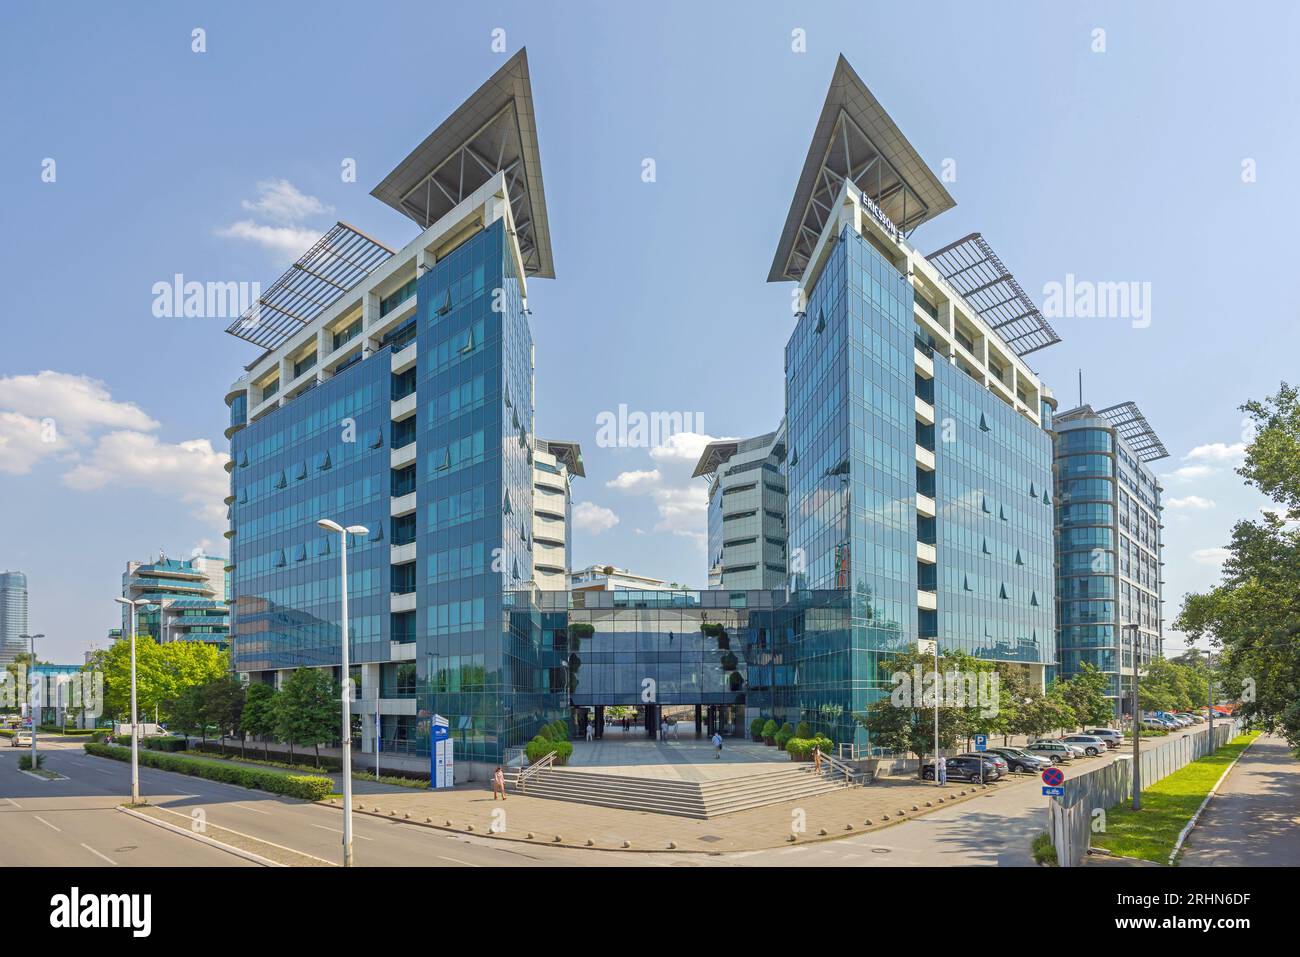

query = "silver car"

[{"left": 1024, "top": 740, "right": 1080, "bottom": 763}]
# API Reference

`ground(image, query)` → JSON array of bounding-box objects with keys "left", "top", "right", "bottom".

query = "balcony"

[
  {"left": 914, "top": 395, "right": 935, "bottom": 427},
  {"left": 390, "top": 492, "right": 417, "bottom": 518},
  {"left": 390, "top": 443, "right": 416, "bottom": 470},
  {"left": 916, "top": 541, "right": 936, "bottom": 564},
  {"left": 917, "top": 589, "right": 937, "bottom": 611},
  {"left": 390, "top": 592, "right": 416, "bottom": 614},
  {"left": 390, "top": 542, "right": 416, "bottom": 565},
  {"left": 915, "top": 445, "right": 935, "bottom": 471},
  {"left": 916, "top": 492, "right": 936, "bottom": 518},
  {"left": 391, "top": 392, "right": 417, "bottom": 422},
  {"left": 391, "top": 340, "right": 417, "bottom": 375},
  {"left": 914, "top": 346, "right": 934, "bottom": 380}
]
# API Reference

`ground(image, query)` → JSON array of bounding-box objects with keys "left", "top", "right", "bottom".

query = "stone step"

[{"left": 507, "top": 764, "right": 849, "bottom": 818}]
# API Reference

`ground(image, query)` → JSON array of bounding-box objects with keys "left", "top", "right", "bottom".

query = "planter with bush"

[
  {"left": 524, "top": 735, "right": 573, "bottom": 766},
  {"left": 761, "top": 719, "right": 779, "bottom": 746},
  {"left": 750, "top": 718, "right": 766, "bottom": 742},
  {"left": 795, "top": 721, "right": 813, "bottom": 739},
  {"left": 785, "top": 735, "right": 835, "bottom": 761}
]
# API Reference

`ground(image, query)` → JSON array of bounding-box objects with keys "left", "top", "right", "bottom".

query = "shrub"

[
  {"left": 525, "top": 735, "right": 573, "bottom": 765},
  {"left": 550, "top": 719, "right": 569, "bottom": 740},
  {"left": 787, "top": 735, "right": 835, "bottom": 758},
  {"left": 142, "top": 736, "right": 188, "bottom": 752},
  {"left": 1032, "top": 832, "right": 1058, "bottom": 866},
  {"left": 83, "top": 742, "right": 332, "bottom": 801},
  {"left": 19, "top": 753, "right": 46, "bottom": 771},
  {"left": 761, "top": 719, "right": 778, "bottom": 741},
  {"left": 775, "top": 728, "right": 793, "bottom": 750},
  {"left": 38, "top": 725, "right": 96, "bottom": 735},
  {"left": 750, "top": 718, "right": 766, "bottom": 739},
  {"left": 795, "top": 721, "right": 813, "bottom": 739}
]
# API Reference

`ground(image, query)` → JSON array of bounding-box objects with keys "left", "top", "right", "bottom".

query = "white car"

[
  {"left": 1060, "top": 734, "right": 1109, "bottom": 756},
  {"left": 1024, "top": 740, "right": 1081, "bottom": 763},
  {"left": 11, "top": 731, "right": 33, "bottom": 747},
  {"left": 1084, "top": 728, "right": 1123, "bottom": 747}
]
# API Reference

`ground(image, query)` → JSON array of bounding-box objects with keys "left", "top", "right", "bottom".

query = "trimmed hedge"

[
  {"left": 524, "top": 735, "right": 572, "bottom": 765},
  {"left": 785, "top": 735, "right": 835, "bottom": 758},
  {"left": 191, "top": 739, "right": 343, "bottom": 770},
  {"left": 142, "top": 736, "right": 188, "bottom": 752},
  {"left": 38, "top": 725, "right": 96, "bottom": 735},
  {"left": 84, "top": 742, "right": 332, "bottom": 801}
]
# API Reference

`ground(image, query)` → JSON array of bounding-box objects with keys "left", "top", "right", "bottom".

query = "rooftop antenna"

[{"left": 1078, "top": 370, "right": 1083, "bottom": 408}]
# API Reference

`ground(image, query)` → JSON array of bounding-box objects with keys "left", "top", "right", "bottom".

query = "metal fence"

[{"left": 1048, "top": 719, "right": 1242, "bottom": 867}]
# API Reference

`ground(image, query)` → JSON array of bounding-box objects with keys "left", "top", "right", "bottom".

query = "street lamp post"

[
  {"left": 1126, "top": 623, "right": 1141, "bottom": 811},
  {"left": 115, "top": 597, "right": 150, "bottom": 804},
  {"left": 18, "top": 633, "right": 44, "bottom": 768},
  {"left": 318, "top": 517, "right": 369, "bottom": 868}
]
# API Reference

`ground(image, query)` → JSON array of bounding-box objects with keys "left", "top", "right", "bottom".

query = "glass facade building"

[
  {"left": 1052, "top": 404, "right": 1165, "bottom": 715},
  {"left": 0, "top": 570, "right": 28, "bottom": 666}
]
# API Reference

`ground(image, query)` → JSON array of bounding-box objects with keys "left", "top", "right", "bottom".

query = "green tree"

[
  {"left": 1177, "top": 382, "right": 1300, "bottom": 754},
  {"left": 203, "top": 676, "right": 246, "bottom": 753},
  {"left": 167, "top": 683, "right": 208, "bottom": 742},
  {"left": 241, "top": 683, "right": 278, "bottom": 761},
  {"left": 274, "top": 668, "right": 340, "bottom": 766},
  {"left": 1056, "top": 663, "right": 1114, "bottom": 729},
  {"left": 98, "top": 634, "right": 228, "bottom": 725},
  {"left": 1015, "top": 684, "right": 1075, "bottom": 740},
  {"left": 854, "top": 648, "right": 971, "bottom": 778}
]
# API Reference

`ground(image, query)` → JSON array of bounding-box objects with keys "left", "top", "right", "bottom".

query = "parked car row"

[
  {"left": 1141, "top": 711, "right": 1206, "bottom": 731},
  {"left": 919, "top": 728, "right": 1136, "bottom": 781}
]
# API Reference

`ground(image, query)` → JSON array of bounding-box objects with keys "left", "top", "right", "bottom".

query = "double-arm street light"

[
  {"left": 115, "top": 596, "right": 150, "bottom": 804},
  {"left": 18, "top": 633, "right": 44, "bottom": 767},
  {"left": 318, "top": 517, "right": 368, "bottom": 868}
]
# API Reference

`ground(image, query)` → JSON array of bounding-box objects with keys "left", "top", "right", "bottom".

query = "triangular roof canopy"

[
  {"left": 371, "top": 48, "right": 554, "bottom": 279},
  {"left": 768, "top": 55, "right": 955, "bottom": 283}
]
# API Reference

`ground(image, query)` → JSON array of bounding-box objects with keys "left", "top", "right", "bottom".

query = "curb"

[
  {"left": 314, "top": 777, "right": 1008, "bottom": 854},
  {"left": 1167, "top": 732, "right": 1259, "bottom": 866},
  {"left": 116, "top": 804, "right": 285, "bottom": 867}
]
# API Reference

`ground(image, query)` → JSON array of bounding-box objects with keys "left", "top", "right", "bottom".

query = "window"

[{"left": 332, "top": 317, "right": 362, "bottom": 352}]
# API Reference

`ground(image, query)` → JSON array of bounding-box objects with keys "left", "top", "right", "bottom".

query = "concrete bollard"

[
  {"left": 667, "top": 841, "right": 676, "bottom": 849},
  {"left": 622, "top": 840, "right": 631, "bottom": 848}
]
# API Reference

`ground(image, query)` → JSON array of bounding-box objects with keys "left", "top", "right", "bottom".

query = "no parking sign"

[{"left": 1041, "top": 766, "right": 1064, "bottom": 796}]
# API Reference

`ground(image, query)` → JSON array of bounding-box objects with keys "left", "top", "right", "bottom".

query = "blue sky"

[{"left": 2, "top": 0, "right": 1295, "bottom": 663}]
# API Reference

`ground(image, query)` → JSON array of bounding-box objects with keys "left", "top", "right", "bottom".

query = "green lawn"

[{"left": 1091, "top": 731, "right": 1260, "bottom": 864}]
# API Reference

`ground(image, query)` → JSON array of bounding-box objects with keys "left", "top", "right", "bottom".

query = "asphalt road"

[
  {"left": 0, "top": 737, "right": 623, "bottom": 867},
  {"left": 1181, "top": 733, "right": 1300, "bottom": 867}
]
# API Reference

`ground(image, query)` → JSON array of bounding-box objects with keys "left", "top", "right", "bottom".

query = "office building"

[
  {"left": 1052, "top": 402, "right": 1166, "bottom": 715},
  {"left": 0, "top": 571, "right": 28, "bottom": 666},
  {"left": 694, "top": 423, "right": 788, "bottom": 590},
  {"left": 121, "top": 553, "right": 230, "bottom": 646},
  {"left": 532, "top": 439, "right": 583, "bottom": 590}
]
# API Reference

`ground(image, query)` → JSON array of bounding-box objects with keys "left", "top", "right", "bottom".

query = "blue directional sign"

[
  {"left": 974, "top": 734, "right": 988, "bottom": 752},
  {"left": 1041, "top": 766, "right": 1065, "bottom": 787},
  {"left": 1042, "top": 786, "right": 1065, "bottom": 797},
  {"left": 431, "top": 724, "right": 449, "bottom": 741}
]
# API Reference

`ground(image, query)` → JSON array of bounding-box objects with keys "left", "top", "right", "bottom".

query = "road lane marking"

[
  {"left": 150, "top": 805, "right": 337, "bottom": 866},
  {"left": 4, "top": 798, "right": 21, "bottom": 808},
  {"left": 310, "top": 823, "right": 372, "bottom": 840},
  {"left": 438, "top": 855, "right": 480, "bottom": 867},
  {"left": 81, "top": 843, "right": 117, "bottom": 865},
  {"left": 33, "top": 815, "right": 61, "bottom": 832},
  {"left": 234, "top": 802, "right": 272, "bottom": 815}
]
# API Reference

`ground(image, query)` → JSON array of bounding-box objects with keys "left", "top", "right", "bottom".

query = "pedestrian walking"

[
  {"left": 813, "top": 747, "right": 822, "bottom": 774},
  {"left": 711, "top": 730, "right": 723, "bottom": 759},
  {"left": 937, "top": 754, "right": 947, "bottom": 785},
  {"left": 660, "top": 718, "right": 668, "bottom": 741},
  {"left": 492, "top": 765, "right": 507, "bottom": 801},
  {"left": 585, "top": 721, "right": 595, "bottom": 742}
]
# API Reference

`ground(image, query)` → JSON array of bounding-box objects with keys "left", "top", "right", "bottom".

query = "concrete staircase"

[{"left": 508, "top": 764, "right": 849, "bottom": 818}]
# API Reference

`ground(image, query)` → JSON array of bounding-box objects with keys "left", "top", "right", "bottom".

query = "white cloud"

[
  {"left": 63, "top": 431, "right": 228, "bottom": 526},
  {"left": 649, "top": 431, "right": 731, "bottom": 465},
  {"left": 215, "top": 220, "right": 323, "bottom": 262},
  {"left": 1162, "top": 464, "right": 1215, "bottom": 482},
  {"left": 1166, "top": 495, "right": 1215, "bottom": 511},
  {"left": 240, "top": 179, "right": 332, "bottom": 224},
  {"left": 651, "top": 484, "right": 708, "bottom": 549},
  {"left": 1184, "top": 442, "right": 1245, "bottom": 465},
  {"left": 0, "top": 370, "right": 157, "bottom": 444},
  {"left": 0, "top": 371, "right": 227, "bottom": 528},
  {"left": 217, "top": 180, "right": 332, "bottom": 262},
  {"left": 572, "top": 501, "right": 620, "bottom": 534},
  {"left": 606, "top": 468, "right": 662, "bottom": 491},
  {"left": 1190, "top": 547, "right": 1231, "bottom": 566}
]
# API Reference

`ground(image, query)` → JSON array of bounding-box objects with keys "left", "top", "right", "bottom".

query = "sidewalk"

[{"left": 321, "top": 770, "right": 1039, "bottom": 853}]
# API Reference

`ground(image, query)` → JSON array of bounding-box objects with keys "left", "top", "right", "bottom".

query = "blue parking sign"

[
  {"left": 974, "top": 734, "right": 987, "bottom": 752},
  {"left": 1042, "top": 786, "right": 1065, "bottom": 797}
]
